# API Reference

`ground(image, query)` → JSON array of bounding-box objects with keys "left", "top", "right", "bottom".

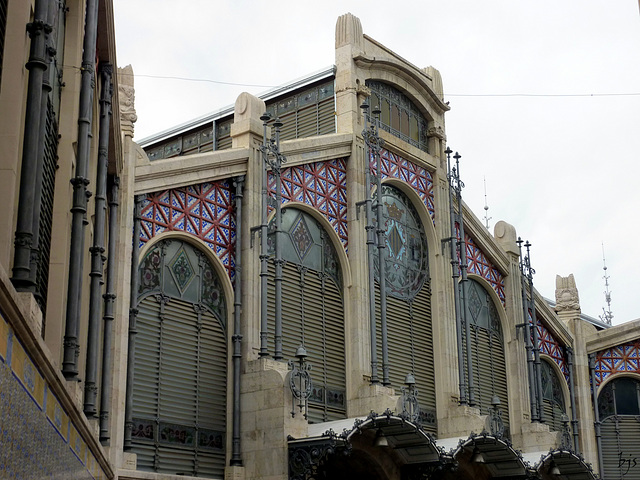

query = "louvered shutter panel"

[
  {"left": 375, "top": 282, "right": 437, "bottom": 434},
  {"left": 542, "top": 399, "right": 565, "bottom": 432},
  {"left": 317, "top": 96, "right": 335, "bottom": 136},
  {"left": 601, "top": 416, "right": 640, "bottom": 480}
]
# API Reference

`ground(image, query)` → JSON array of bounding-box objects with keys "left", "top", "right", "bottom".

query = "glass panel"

[
  {"left": 410, "top": 116, "right": 419, "bottom": 142},
  {"left": 391, "top": 104, "right": 401, "bottom": 132},
  {"left": 401, "top": 110, "right": 410, "bottom": 137},
  {"left": 616, "top": 378, "right": 640, "bottom": 415}
]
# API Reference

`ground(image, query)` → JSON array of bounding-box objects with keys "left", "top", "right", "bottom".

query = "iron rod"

[
  {"left": 518, "top": 237, "right": 538, "bottom": 422},
  {"left": 62, "top": 0, "right": 99, "bottom": 378},
  {"left": 273, "top": 120, "right": 284, "bottom": 361},
  {"left": 589, "top": 354, "right": 604, "bottom": 475},
  {"left": 527, "top": 242, "right": 545, "bottom": 423},
  {"left": 567, "top": 347, "right": 580, "bottom": 453},
  {"left": 258, "top": 118, "right": 269, "bottom": 357},
  {"left": 447, "top": 148, "right": 467, "bottom": 405},
  {"left": 124, "top": 196, "right": 143, "bottom": 450},
  {"left": 455, "top": 153, "right": 475, "bottom": 406},
  {"left": 12, "top": 0, "right": 50, "bottom": 291},
  {"left": 230, "top": 176, "right": 244, "bottom": 466},
  {"left": 99, "top": 176, "right": 119, "bottom": 444}
]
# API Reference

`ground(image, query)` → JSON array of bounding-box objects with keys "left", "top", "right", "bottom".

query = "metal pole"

[
  {"left": 62, "top": 0, "right": 100, "bottom": 379},
  {"left": 455, "top": 153, "right": 475, "bottom": 406},
  {"left": 273, "top": 119, "right": 284, "bottom": 361},
  {"left": 84, "top": 64, "right": 112, "bottom": 416},
  {"left": 258, "top": 116, "right": 270, "bottom": 358},
  {"left": 589, "top": 354, "right": 604, "bottom": 475},
  {"left": 230, "top": 176, "right": 244, "bottom": 466},
  {"left": 371, "top": 108, "right": 390, "bottom": 386},
  {"left": 567, "top": 347, "right": 580, "bottom": 453},
  {"left": 526, "top": 242, "right": 545, "bottom": 423},
  {"left": 518, "top": 237, "right": 538, "bottom": 422},
  {"left": 124, "top": 195, "right": 143, "bottom": 450},
  {"left": 12, "top": 0, "right": 51, "bottom": 291},
  {"left": 361, "top": 104, "right": 379, "bottom": 385},
  {"left": 446, "top": 148, "right": 467, "bottom": 405},
  {"left": 99, "top": 176, "right": 119, "bottom": 444}
]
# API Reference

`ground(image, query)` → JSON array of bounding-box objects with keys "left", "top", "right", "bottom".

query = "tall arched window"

[
  {"left": 374, "top": 184, "right": 436, "bottom": 434},
  {"left": 598, "top": 377, "right": 640, "bottom": 479},
  {"left": 132, "top": 239, "right": 228, "bottom": 477},
  {"left": 465, "top": 278, "right": 510, "bottom": 431},
  {"left": 540, "top": 359, "right": 567, "bottom": 432},
  {"left": 268, "top": 208, "right": 345, "bottom": 423}
]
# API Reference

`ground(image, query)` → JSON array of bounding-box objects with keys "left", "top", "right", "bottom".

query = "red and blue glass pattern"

[
  {"left": 139, "top": 180, "right": 236, "bottom": 280},
  {"left": 369, "top": 149, "right": 435, "bottom": 223},
  {"left": 594, "top": 340, "right": 640, "bottom": 387},
  {"left": 268, "top": 158, "right": 348, "bottom": 247},
  {"left": 535, "top": 318, "right": 569, "bottom": 383}
]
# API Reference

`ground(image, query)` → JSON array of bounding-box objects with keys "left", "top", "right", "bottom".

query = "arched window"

[
  {"left": 465, "top": 278, "right": 510, "bottom": 431},
  {"left": 132, "top": 239, "right": 227, "bottom": 477},
  {"left": 268, "top": 208, "right": 345, "bottom": 423},
  {"left": 598, "top": 377, "right": 640, "bottom": 479},
  {"left": 374, "top": 185, "right": 436, "bottom": 434},
  {"left": 540, "top": 359, "right": 567, "bottom": 432},
  {"left": 366, "top": 80, "right": 429, "bottom": 152}
]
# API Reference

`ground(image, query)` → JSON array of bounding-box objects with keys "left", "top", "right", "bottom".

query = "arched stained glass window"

[
  {"left": 268, "top": 208, "right": 345, "bottom": 423},
  {"left": 373, "top": 185, "right": 436, "bottom": 433},
  {"left": 465, "top": 278, "right": 510, "bottom": 433},
  {"left": 133, "top": 239, "right": 227, "bottom": 477},
  {"left": 540, "top": 359, "right": 567, "bottom": 432},
  {"left": 598, "top": 377, "right": 640, "bottom": 479},
  {"left": 366, "top": 80, "right": 429, "bottom": 152}
]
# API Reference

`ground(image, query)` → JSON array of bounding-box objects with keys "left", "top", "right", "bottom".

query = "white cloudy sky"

[{"left": 113, "top": 1, "right": 640, "bottom": 325}]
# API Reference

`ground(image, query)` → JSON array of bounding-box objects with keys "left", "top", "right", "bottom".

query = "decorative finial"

[
  {"left": 599, "top": 242, "right": 613, "bottom": 325},
  {"left": 483, "top": 176, "right": 492, "bottom": 230}
]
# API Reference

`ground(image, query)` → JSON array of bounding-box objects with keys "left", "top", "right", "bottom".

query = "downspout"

[
  {"left": 230, "top": 176, "right": 244, "bottom": 466},
  {"left": 273, "top": 121, "right": 284, "bottom": 361},
  {"left": 589, "top": 354, "right": 604, "bottom": 475},
  {"left": 567, "top": 346, "right": 580, "bottom": 453},
  {"left": 84, "top": 64, "right": 112, "bottom": 416},
  {"left": 455, "top": 153, "right": 475, "bottom": 406},
  {"left": 99, "top": 176, "right": 119, "bottom": 444},
  {"left": 124, "top": 195, "right": 143, "bottom": 450},
  {"left": 258, "top": 118, "right": 269, "bottom": 357},
  {"left": 11, "top": 0, "right": 51, "bottom": 291},
  {"left": 62, "top": 0, "right": 100, "bottom": 379},
  {"left": 526, "top": 243, "right": 545, "bottom": 423},
  {"left": 518, "top": 238, "right": 538, "bottom": 422},
  {"left": 446, "top": 148, "right": 467, "bottom": 405}
]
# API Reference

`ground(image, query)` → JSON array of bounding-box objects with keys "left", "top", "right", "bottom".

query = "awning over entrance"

[{"left": 522, "top": 449, "right": 597, "bottom": 480}]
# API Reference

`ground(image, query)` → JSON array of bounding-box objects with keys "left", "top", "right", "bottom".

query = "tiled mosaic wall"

[
  {"left": 0, "top": 312, "right": 106, "bottom": 479},
  {"left": 594, "top": 339, "right": 640, "bottom": 387}
]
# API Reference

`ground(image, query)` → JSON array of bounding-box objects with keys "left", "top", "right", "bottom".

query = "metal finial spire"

[
  {"left": 599, "top": 242, "right": 613, "bottom": 325},
  {"left": 483, "top": 176, "right": 492, "bottom": 230}
]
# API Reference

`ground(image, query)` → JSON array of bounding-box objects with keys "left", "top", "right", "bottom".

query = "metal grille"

[
  {"left": 0, "top": 0, "right": 6, "bottom": 91},
  {"left": 36, "top": 99, "right": 60, "bottom": 324},
  {"left": 601, "top": 417, "right": 640, "bottom": 480},
  {"left": 540, "top": 359, "right": 567, "bottom": 432},
  {"left": 267, "top": 262, "right": 346, "bottom": 424},
  {"left": 375, "top": 281, "right": 436, "bottom": 433}
]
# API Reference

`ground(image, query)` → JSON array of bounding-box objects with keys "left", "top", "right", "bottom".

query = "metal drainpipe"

[
  {"left": 446, "top": 148, "right": 467, "bottom": 405},
  {"left": 29, "top": 0, "right": 56, "bottom": 298},
  {"left": 273, "top": 121, "right": 284, "bottom": 361},
  {"left": 99, "top": 176, "right": 119, "bottom": 444},
  {"left": 455, "top": 153, "right": 475, "bottom": 407},
  {"left": 230, "top": 176, "right": 244, "bottom": 466},
  {"left": 83, "top": 64, "right": 112, "bottom": 416},
  {"left": 527, "top": 243, "right": 545, "bottom": 423},
  {"left": 124, "top": 195, "right": 143, "bottom": 450},
  {"left": 11, "top": 0, "right": 51, "bottom": 291},
  {"left": 567, "top": 346, "right": 580, "bottom": 453},
  {"left": 518, "top": 238, "right": 538, "bottom": 422},
  {"left": 62, "top": 0, "right": 100, "bottom": 379},
  {"left": 258, "top": 119, "right": 269, "bottom": 357},
  {"left": 589, "top": 354, "right": 604, "bottom": 475},
  {"left": 362, "top": 107, "right": 379, "bottom": 385}
]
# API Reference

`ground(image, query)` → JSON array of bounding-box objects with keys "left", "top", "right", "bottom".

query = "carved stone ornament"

[
  {"left": 427, "top": 125, "right": 445, "bottom": 141},
  {"left": 555, "top": 274, "right": 580, "bottom": 312},
  {"left": 117, "top": 65, "right": 137, "bottom": 126}
]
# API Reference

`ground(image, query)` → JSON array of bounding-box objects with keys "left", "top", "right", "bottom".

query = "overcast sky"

[{"left": 113, "top": 1, "right": 640, "bottom": 325}]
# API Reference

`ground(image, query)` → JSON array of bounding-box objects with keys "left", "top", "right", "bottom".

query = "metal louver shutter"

[
  {"left": 267, "top": 262, "right": 346, "bottom": 423},
  {"left": 601, "top": 416, "right": 640, "bottom": 480},
  {"left": 375, "top": 282, "right": 437, "bottom": 434},
  {"left": 467, "top": 326, "right": 510, "bottom": 430},
  {"left": 542, "top": 399, "right": 565, "bottom": 432},
  {"left": 132, "top": 296, "right": 227, "bottom": 478},
  {"left": 317, "top": 97, "right": 335, "bottom": 136}
]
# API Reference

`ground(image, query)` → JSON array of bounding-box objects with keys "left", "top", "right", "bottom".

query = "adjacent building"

[{"left": 1, "top": 8, "right": 639, "bottom": 480}]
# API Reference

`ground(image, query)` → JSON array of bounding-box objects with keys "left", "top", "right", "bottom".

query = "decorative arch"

[
  {"left": 132, "top": 238, "right": 229, "bottom": 477},
  {"left": 540, "top": 357, "right": 569, "bottom": 432}
]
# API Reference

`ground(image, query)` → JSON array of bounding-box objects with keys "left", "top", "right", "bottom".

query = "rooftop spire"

[
  {"left": 483, "top": 176, "right": 492, "bottom": 230},
  {"left": 599, "top": 242, "right": 613, "bottom": 325}
]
